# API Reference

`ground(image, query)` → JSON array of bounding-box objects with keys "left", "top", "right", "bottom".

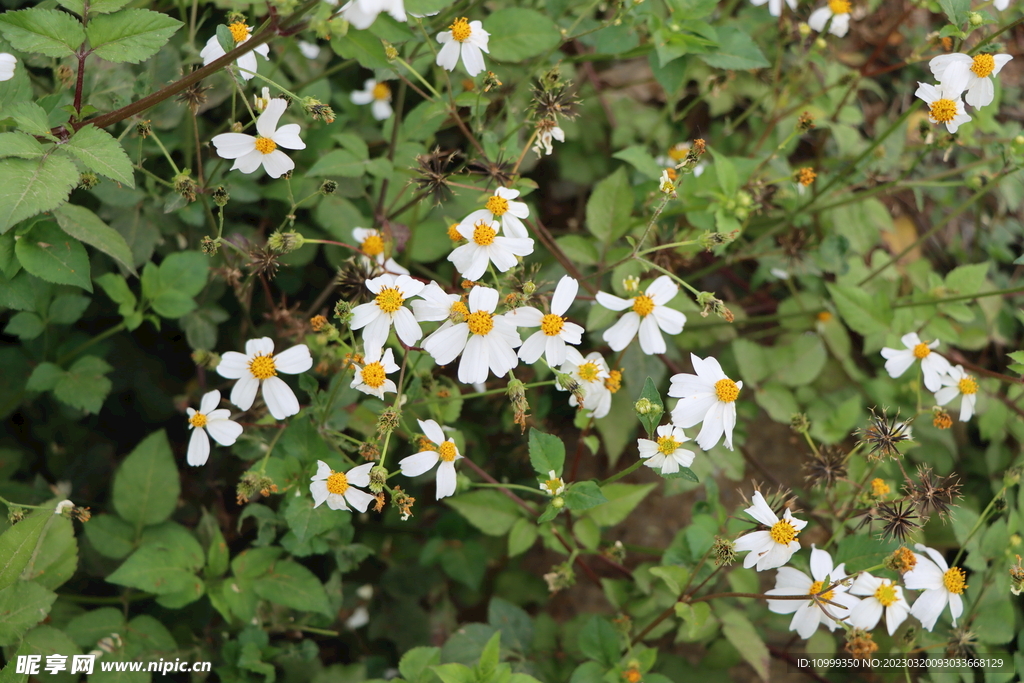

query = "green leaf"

[
  {"left": 0, "top": 156, "right": 80, "bottom": 234},
  {"left": 476, "top": 631, "right": 501, "bottom": 677},
  {"left": 0, "top": 511, "right": 54, "bottom": 592},
  {"left": 0, "top": 132, "right": 44, "bottom": 159},
  {"left": 507, "top": 517, "right": 538, "bottom": 557},
  {"left": 563, "top": 481, "right": 608, "bottom": 512},
  {"left": 156, "top": 251, "right": 209, "bottom": 297},
  {"left": 612, "top": 146, "right": 665, "bottom": 180},
  {"left": 944, "top": 262, "right": 988, "bottom": 295},
  {"left": 698, "top": 27, "right": 769, "bottom": 70},
  {"left": 445, "top": 490, "right": 523, "bottom": 536},
  {"left": 64, "top": 607, "right": 126, "bottom": 648},
  {"left": 330, "top": 30, "right": 390, "bottom": 70},
  {"left": 0, "top": 8, "right": 85, "bottom": 58},
  {"left": 486, "top": 9, "right": 561, "bottom": 62},
  {"left": 86, "top": 9, "right": 183, "bottom": 63},
  {"left": 305, "top": 149, "right": 370, "bottom": 177},
  {"left": 720, "top": 609, "right": 770, "bottom": 681},
  {"left": 48, "top": 294, "right": 91, "bottom": 324},
  {"left": 715, "top": 153, "right": 739, "bottom": 196},
  {"left": 95, "top": 272, "right": 137, "bottom": 311},
  {"left": 63, "top": 125, "right": 135, "bottom": 187},
  {"left": 2, "top": 102, "right": 53, "bottom": 137},
  {"left": 0, "top": 581, "right": 57, "bottom": 647},
  {"left": 19, "top": 512, "right": 77, "bottom": 590},
  {"left": 106, "top": 544, "right": 203, "bottom": 595},
  {"left": 83, "top": 514, "right": 135, "bottom": 559},
  {"left": 252, "top": 559, "right": 332, "bottom": 616},
  {"left": 636, "top": 376, "right": 665, "bottom": 437},
  {"left": 26, "top": 362, "right": 64, "bottom": 392},
  {"left": 826, "top": 283, "right": 892, "bottom": 337},
  {"left": 4, "top": 312, "right": 44, "bottom": 340},
  {"left": 14, "top": 221, "right": 92, "bottom": 291},
  {"left": 488, "top": 597, "right": 533, "bottom": 653},
  {"left": 399, "top": 647, "right": 442, "bottom": 683},
  {"left": 112, "top": 430, "right": 180, "bottom": 528},
  {"left": 53, "top": 355, "right": 112, "bottom": 413},
  {"left": 586, "top": 167, "right": 633, "bottom": 243},
  {"left": 55, "top": 204, "right": 136, "bottom": 274},
  {"left": 674, "top": 601, "right": 711, "bottom": 639},
  {"left": 528, "top": 429, "right": 565, "bottom": 477},
  {"left": 938, "top": 0, "right": 970, "bottom": 26},
  {"left": 431, "top": 663, "right": 476, "bottom": 683},
  {"left": 649, "top": 565, "right": 689, "bottom": 595},
  {"left": 585, "top": 483, "right": 656, "bottom": 527},
  {"left": 578, "top": 616, "right": 620, "bottom": 667}
]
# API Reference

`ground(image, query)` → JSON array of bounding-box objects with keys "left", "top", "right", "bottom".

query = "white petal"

[
  {"left": 603, "top": 312, "right": 641, "bottom": 351},
  {"left": 351, "top": 89, "right": 374, "bottom": 105},
  {"left": 671, "top": 392, "right": 717, "bottom": 428},
  {"left": 372, "top": 99, "right": 393, "bottom": 121},
  {"left": 187, "top": 428, "right": 211, "bottom": 466},
  {"left": 637, "top": 315, "right": 666, "bottom": 355},
  {"left": 807, "top": 7, "right": 831, "bottom": 32},
  {"left": 275, "top": 344, "right": 313, "bottom": 374},
  {"left": 205, "top": 417, "right": 243, "bottom": 446},
  {"left": 459, "top": 334, "right": 491, "bottom": 385},
  {"left": 347, "top": 462, "right": 374, "bottom": 487},
  {"left": 695, "top": 400, "right": 726, "bottom": 450},
  {"left": 435, "top": 461, "right": 458, "bottom": 499},
  {"left": 343, "top": 487, "right": 376, "bottom": 513},
  {"left": 460, "top": 43, "right": 485, "bottom": 76},
  {"left": 653, "top": 305, "right": 686, "bottom": 335},
  {"left": 313, "top": 460, "right": 332, "bottom": 480},
  {"left": 595, "top": 291, "right": 632, "bottom": 312},
  {"left": 436, "top": 39, "right": 460, "bottom": 71},
  {"left": 247, "top": 338, "right": 275, "bottom": 357},
  {"left": 809, "top": 546, "right": 835, "bottom": 582},
  {"left": 310, "top": 480, "right": 329, "bottom": 508},
  {"left": 272, "top": 124, "right": 305, "bottom": 150},
  {"left": 645, "top": 275, "right": 678, "bottom": 305},
  {"left": 199, "top": 390, "right": 222, "bottom": 414},
  {"left": 257, "top": 98, "right": 288, "bottom": 138},
  {"left": 551, "top": 276, "right": 578, "bottom": 315},
  {"left": 212, "top": 133, "right": 257, "bottom": 160},
  {"left": 849, "top": 599, "right": 883, "bottom": 631},
  {"left": 910, "top": 590, "right": 946, "bottom": 631},
  {"left": 231, "top": 375, "right": 260, "bottom": 411},
  {"left": 469, "top": 285, "right": 499, "bottom": 313},
  {"left": 400, "top": 450, "right": 440, "bottom": 477},
  {"left": 261, "top": 150, "right": 294, "bottom": 179},
  {"left": 262, "top": 376, "right": 300, "bottom": 419},
  {"left": 392, "top": 307, "right": 423, "bottom": 346},
  {"left": 419, "top": 419, "right": 446, "bottom": 445}
]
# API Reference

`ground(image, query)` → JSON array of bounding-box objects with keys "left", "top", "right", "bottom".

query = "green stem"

[
  {"left": 147, "top": 129, "right": 181, "bottom": 175},
  {"left": 472, "top": 482, "right": 549, "bottom": 496},
  {"left": 413, "top": 381, "right": 556, "bottom": 404},
  {"left": 57, "top": 322, "right": 126, "bottom": 365},
  {"left": 952, "top": 485, "right": 1006, "bottom": 567},
  {"left": 600, "top": 458, "right": 644, "bottom": 486},
  {"left": 256, "top": 425, "right": 287, "bottom": 475}
]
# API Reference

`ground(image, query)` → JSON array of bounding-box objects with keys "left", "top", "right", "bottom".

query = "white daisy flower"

[
  {"left": 216, "top": 337, "right": 313, "bottom": 419},
  {"left": 557, "top": 348, "right": 612, "bottom": 419},
  {"left": 350, "top": 274, "right": 425, "bottom": 356},
  {"left": 848, "top": 573, "right": 910, "bottom": 636},
  {"left": 505, "top": 275, "right": 583, "bottom": 366},
  {"left": 880, "top": 332, "right": 951, "bottom": 392},
  {"left": 655, "top": 142, "right": 706, "bottom": 177},
  {"left": 668, "top": 354, "right": 743, "bottom": 451},
  {"left": 186, "top": 390, "right": 243, "bottom": 466},
  {"left": 398, "top": 419, "right": 463, "bottom": 499},
  {"left": 914, "top": 82, "right": 971, "bottom": 134},
  {"left": 460, "top": 187, "right": 531, "bottom": 239},
  {"left": 637, "top": 425, "right": 695, "bottom": 475},
  {"left": 253, "top": 87, "right": 272, "bottom": 112},
  {"left": 411, "top": 281, "right": 466, "bottom": 323},
  {"left": 447, "top": 218, "right": 534, "bottom": 281},
  {"left": 350, "top": 79, "right": 394, "bottom": 120},
  {"left": 0, "top": 53, "right": 17, "bottom": 82},
  {"left": 436, "top": 17, "right": 489, "bottom": 77},
  {"left": 310, "top": 461, "right": 376, "bottom": 512},
  {"left": 750, "top": 0, "right": 796, "bottom": 17},
  {"left": 807, "top": 0, "right": 852, "bottom": 37},
  {"left": 200, "top": 23, "right": 269, "bottom": 81},
  {"left": 211, "top": 98, "right": 305, "bottom": 178},
  {"left": 539, "top": 470, "right": 565, "bottom": 496},
  {"left": 351, "top": 347, "right": 400, "bottom": 399},
  {"left": 733, "top": 491, "right": 807, "bottom": 571},
  {"left": 995, "top": 0, "right": 1009, "bottom": 9},
  {"left": 421, "top": 285, "right": 521, "bottom": 385},
  {"left": 352, "top": 227, "right": 408, "bottom": 275},
  {"left": 595, "top": 275, "right": 687, "bottom": 355},
  {"left": 337, "top": 0, "right": 406, "bottom": 30},
  {"left": 933, "top": 364, "right": 978, "bottom": 421},
  {"left": 533, "top": 125, "right": 565, "bottom": 156},
  {"left": 929, "top": 52, "right": 1012, "bottom": 109},
  {"left": 903, "top": 543, "right": 967, "bottom": 631},
  {"left": 765, "top": 545, "right": 860, "bottom": 639},
  {"left": 297, "top": 40, "right": 321, "bottom": 60}
]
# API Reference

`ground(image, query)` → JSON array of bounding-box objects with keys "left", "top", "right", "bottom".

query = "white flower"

[
  {"left": 750, "top": 0, "right": 796, "bottom": 17},
  {"left": 211, "top": 98, "right": 305, "bottom": 178},
  {"left": 436, "top": 17, "right": 489, "bottom": 77},
  {"left": 933, "top": 364, "right": 978, "bottom": 421},
  {"left": 254, "top": 87, "right": 271, "bottom": 112},
  {"left": 880, "top": 332, "right": 951, "bottom": 392},
  {"left": 352, "top": 227, "right": 408, "bottom": 275},
  {"left": 915, "top": 82, "right": 972, "bottom": 134},
  {"left": 848, "top": 573, "right": 910, "bottom": 635},
  {"left": 460, "top": 187, "right": 531, "bottom": 239},
  {"left": 995, "top": 0, "right": 1009, "bottom": 9},
  {"left": 346, "top": 606, "right": 370, "bottom": 629},
  {"left": 659, "top": 170, "right": 676, "bottom": 194},
  {"left": 733, "top": 491, "right": 807, "bottom": 571},
  {"left": 0, "top": 53, "right": 17, "bottom": 82},
  {"left": 216, "top": 338, "right": 313, "bottom": 419},
  {"left": 398, "top": 419, "right": 463, "bottom": 499},
  {"left": 930, "top": 53, "right": 1012, "bottom": 109},
  {"left": 350, "top": 79, "right": 394, "bottom": 120},
  {"left": 350, "top": 273, "right": 425, "bottom": 356},
  {"left": 557, "top": 348, "right": 612, "bottom": 419},
  {"left": 669, "top": 354, "right": 743, "bottom": 451},
  {"left": 411, "top": 281, "right": 465, "bottom": 323},
  {"left": 421, "top": 286, "right": 521, "bottom": 385},
  {"left": 655, "top": 142, "right": 705, "bottom": 177},
  {"left": 297, "top": 40, "right": 321, "bottom": 59},
  {"left": 807, "top": 0, "right": 852, "bottom": 36},
  {"left": 351, "top": 347, "right": 400, "bottom": 399},
  {"left": 539, "top": 470, "right": 565, "bottom": 496},
  {"left": 310, "top": 461, "right": 375, "bottom": 512},
  {"left": 55, "top": 500, "right": 74, "bottom": 515},
  {"left": 903, "top": 544, "right": 967, "bottom": 631},
  {"left": 595, "top": 275, "right": 686, "bottom": 355},
  {"left": 338, "top": 0, "right": 406, "bottom": 30},
  {"left": 199, "top": 23, "right": 269, "bottom": 81},
  {"left": 505, "top": 275, "right": 583, "bottom": 366},
  {"left": 533, "top": 126, "right": 565, "bottom": 156},
  {"left": 186, "top": 390, "right": 243, "bottom": 466},
  {"left": 637, "top": 425, "right": 695, "bottom": 475},
  {"left": 765, "top": 546, "right": 860, "bottom": 639},
  {"left": 447, "top": 218, "right": 534, "bottom": 281}
]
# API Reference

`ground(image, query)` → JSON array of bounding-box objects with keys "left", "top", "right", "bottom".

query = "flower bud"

[{"left": 969, "top": 11, "right": 983, "bottom": 25}]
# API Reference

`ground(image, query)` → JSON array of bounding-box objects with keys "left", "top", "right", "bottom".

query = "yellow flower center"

[
  {"left": 871, "top": 478, "right": 890, "bottom": 497},
  {"left": 473, "top": 221, "right": 496, "bottom": 246},
  {"left": 375, "top": 286, "right": 405, "bottom": 314},
  {"left": 543, "top": 477, "right": 562, "bottom": 494},
  {"left": 769, "top": 519, "right": 798, "bottom": 545},
  {"left": 249, "top": 354, "right": 277, "bottom": 380},
  {"left": 971, "top": 53, "right": 995, "bottom": 78},
  {"left": 929, "top": 99, "right": 958, "bottom": 124},
  {"left": 667, "top": 143, "right": 689, "bottom": 161},
  {"left": 797, "top": 167, "right": 817, "bottom": 186},
  {"left": 450, "top": 17, "right": 472, "bottom": 42},
  {"left": 228, "top": 22, "right": 250, "bottom": 43},
  {"left": 714, "top": 378, "right": 740, "bottom": 402},
  {"left": 957, "top": 376, "right": 978, "bottom": 395},
  {"left": 254, "top": 136, "right": 277, "bottom": 154},
  {"left": 326, "top": 471, "right": 349, "bottom": 495},
  {"left": 486, "top": 195, "right": 509, "bottom": 216},
  {"left": 448, "top": 223, "right": 463, "bottom": 241},
  {"left": 828, "top": 0, "right": 851, "bottom": 14},
  {"left": 809, "top": 580, "right": 835, "bottom": 602},
  {"left": 943, "top": 567, "right": 967, "bottom": 594},
  {"left": 361, "top": 234, "right": 384, "bottom": 256},
  {"left": 450, "top": 300, "right": 469, "bottom": 317},
  {"left": 438, "top": 441, "right": 458, "bottom": 462},
  {"left": 371, "top": 81, "right": 390, "bottom": 100},
  {"left": 189, "top": 412, "right": 207, "bottom": 428},
  {"left": 656, "top": 435, "right": 680, "bottom": 455},
  {"left": 361, "top": 362, "right": 386, "bottom": 388},
  {"left": 631, "top": 294, "right": 655, "bottom": 317},
  {"left": 578, "top": 361, "right": 601, "bottom": 382},
  {"left": 817, "top": 310, "right": 832, "bottom": 323},
  {"left": 466, "top": 310, "right": 493, "bottom": 336},
  {"left": 913, "top": 342, "right": 932, "bottom": 359},
  {"left": 418, "top": 436, "right": 438, "bottom": 452},
  {"left": 540, "top": 313, "right": 565, "bottom": 336},
  {"left": 874, "top": 582, "right": 898, "bottom": 607},
  {"left": 605, "top": 369, "right": 622, "bottom": 393},
  {"left": 933, "top": 411, "right": 953, "bottom": 429},
  {"left": 623, "top": 669, "right": 642, "bottom": 683}
]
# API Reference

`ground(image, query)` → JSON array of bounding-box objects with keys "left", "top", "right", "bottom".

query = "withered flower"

[
  {"left": 876, "top": 499, "right": 921, "bottom": 543},
  {"left": 804, "top": 446, "right": 848, "bottom": 488},
  {"left": 176, "top": 69, "right": 211, "bottom": 115},
  {"left": 413, "top": 147, "right": 460, "bottom": 204},
  {"left": 859, "top": 407, "right": 914, "bottom": 460},
  {"left": 905, "top": 465, "right": 961, "bottom": 520},
  {"left": 465, "top": 155, "right": 515, "bottom": 188},
  {"left": 248, "top": 246, "right": 280, "bottom": 280}
]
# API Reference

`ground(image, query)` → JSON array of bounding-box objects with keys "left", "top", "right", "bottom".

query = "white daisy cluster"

[
  {"left": 916, "top": 51, "right": 1012, "bottom": 134},
  {"left": 880, "top": 332, "right": 980, "bottom": 423}
]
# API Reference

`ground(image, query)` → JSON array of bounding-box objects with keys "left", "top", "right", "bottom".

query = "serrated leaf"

[
  {"left": 0, "top": 8, "right": 85, "bottom": 58},
  {"left": 48, "top": 294, "right": 90, "bottom": 324},
  {"left": 585, "top": 483, "right": 656, "bottom": 526},
  {"left": 938, "top": 0, "right": 970, "bottom": 26},
  {"left": 563, "top": 481, "right": 608, "bottom": 511},
  {"left": 0, "top": 581, "right": 57, "bottom": 647},
  {"left": 305, "top": 149, "right": 369, "bottom": 177},
  {"left": 826, "top": 283, "right": 892, "bottom": 337},
  {"left": 507, "top": 518, "right": 538, "bottom": 557},
  {"left": 2, "top": 102, "right": 52, "bottom": 137},
  {"left": 63, "top": 125, "right": 135, "bottom": 187},
  {"left": 86, "top": 9, "right": 183, "bottom": 64},
  {"left": 0, "top": 510, "right": 54, "bottom": 592},
  {"left": 14, "top": 221, "right": 92, "bottom": 291},
  {"left": 26, "top": 362, "right": 64, "bottom": 392},
  {"left": 252, "top": 559, "right": 332, "bottom": 616},
  {"left": 19, "top": 512, "right": 77, "bottom": 590},
  {"left": 528, "top": 429, "right": 565, "bottom": 477},
  {"left": 4, "top": 312, "right": 44, "bottom": 340},
  {"left": 106, "top": 544, "right": 202, "bottom": 595},
  {"left": 445, "top": 490, "right": 523, "bottom": 536},
  {"left": 55, "top": 204, "right": 136, "bottom": 274},
  {"left": 636, "top": 376, "right": 665, "bottom": 437},
  {"left": 586, "top": 167, "right": 633, "bottom": 243},
  {"left": 0, "top": 156, "right": 79, "bottom": 234},
  {"left": 944, "top": 262, "right": 988, "bottom": 295},
  {"left": 720, "top": 610, "right": 769, "bottom": 681},
  {"left": 578, "top": 616, "right": 620, "bottom": 667},
  {"left": 53, "top": 355, "right": 112, "bottom": 413},
  {"left": 156, "top": 251, "right": 208, "bottom": 297},
  {"left": 698, "top": 26, "right": 769, "bottom": 70},
  {"left": 112, "top": 430, "right": 180, "bottom": 529},
  {"left": 486, "top": 8, "right": 561, "bottom": 62}
]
